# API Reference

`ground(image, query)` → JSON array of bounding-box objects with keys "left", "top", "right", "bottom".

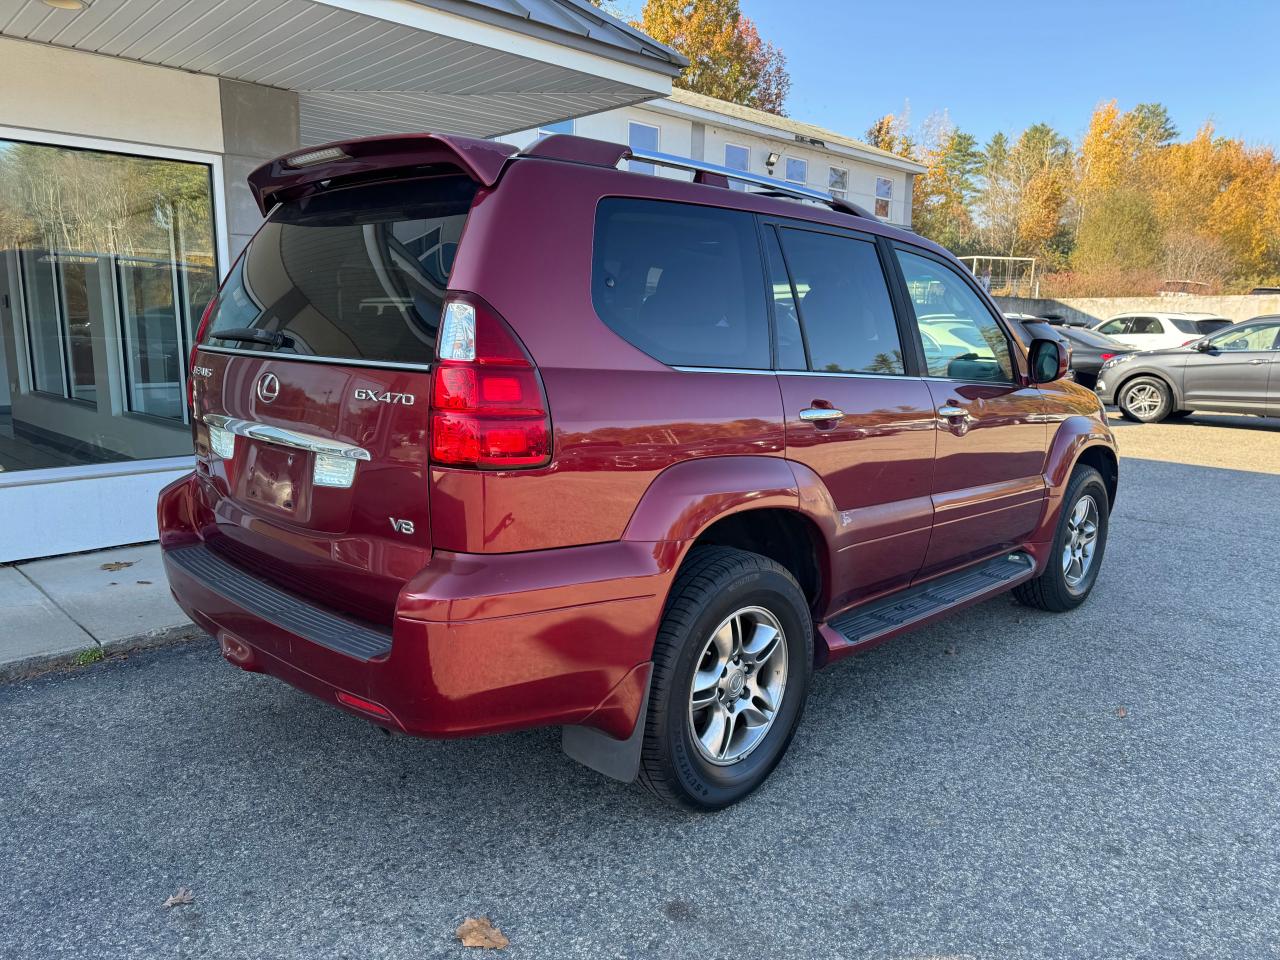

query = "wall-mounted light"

[
  {"left": 766, "top": 151, "right": 780, "bottom": 173},
  {"left": 41, "top": 0, "right": 89, "bottom": 9}
]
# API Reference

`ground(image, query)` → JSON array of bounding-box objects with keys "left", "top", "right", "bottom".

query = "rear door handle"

[
  {"left": 938, "top": 405, "right": 969, "bottom": 418},
  {"left": 1249, "top": 358, "right": 1270, "bottom": 365},
  {"left": 799, "top": 407, "right": 844, "bottom": 422}
]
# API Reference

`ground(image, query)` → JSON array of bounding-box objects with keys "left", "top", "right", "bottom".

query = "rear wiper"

[{"left": 211, "top": 327, "right": 293, "bottom": 349}]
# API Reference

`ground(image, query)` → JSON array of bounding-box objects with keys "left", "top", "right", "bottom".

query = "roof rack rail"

[{"left": 626, "top": 148, "right": 878, "bottom": 220}]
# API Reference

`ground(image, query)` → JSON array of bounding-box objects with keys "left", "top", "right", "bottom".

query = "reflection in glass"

[{"left": 0, "top": 138, "right": 217, "bottom": 472}]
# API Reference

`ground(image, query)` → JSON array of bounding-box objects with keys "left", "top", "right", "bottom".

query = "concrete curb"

[{"left": 0, "top": 624, "right": 205, "bottom": 684}]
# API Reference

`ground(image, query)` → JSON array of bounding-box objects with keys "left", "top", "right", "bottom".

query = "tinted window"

[
  {"left": 1098, "top": 318, "right": 1129, "bottom": 335},
  {"left": 1128, "top": 316, "right": 1161, "bottom": 334},
  {"left": 763, "top": 229, "right": 807, "bottom": 370},
  {"left": 206, "top": 176, "right": 476, "bottom": 364},
  {"left": 896, "top": 248, "right": 1013, "bottom": 381},
  {"left": 778, "top": 228, "right": 903, "bottom": 375},
  {"left": 1194, "top": 318, "right": 1231, "bottom": 334},
  {"left": 592, "top": 199, "right": 769, "bottom": 369}
]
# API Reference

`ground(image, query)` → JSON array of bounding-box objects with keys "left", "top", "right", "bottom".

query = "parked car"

[
  {"left": 1054, "top": 326, "right": 1137, "bottom": 389},
  {"left": 1095, "top": 315, "right": 1280, "bottom": 422},
  {"left": 160, "top": 132, "right": 1118, "bottom": 809},
  {"left": 1002, "top": 318, "right": 1133, "bottom": 389},
  {"left": 1090, "top": 312, "right": 1232, "bottom": 351}
]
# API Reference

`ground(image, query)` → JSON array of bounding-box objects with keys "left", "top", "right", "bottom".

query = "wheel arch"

[
  {"left": 1113, "top": 368, "right": 1183, "bottom": 411},
  {"left": 622, "top": 455, "right": 840, "bottom": 616}
]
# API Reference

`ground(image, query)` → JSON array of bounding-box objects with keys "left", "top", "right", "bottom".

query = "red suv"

[{"left": 160, "top": 132, "right": 1118, "bottom": 809}]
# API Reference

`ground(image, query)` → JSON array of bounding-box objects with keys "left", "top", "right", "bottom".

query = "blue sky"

[{"left": 739, "top": 0, "right": 1280, "bottom": 148}]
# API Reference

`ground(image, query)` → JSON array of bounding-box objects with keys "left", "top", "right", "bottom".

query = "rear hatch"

[{"left": 191, "top": 173, "right": 478, "bottom": 624}]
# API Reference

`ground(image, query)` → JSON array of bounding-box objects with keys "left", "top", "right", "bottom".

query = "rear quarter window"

[{"left": 591, "top": 198, "right": 770, "bottom": 369}]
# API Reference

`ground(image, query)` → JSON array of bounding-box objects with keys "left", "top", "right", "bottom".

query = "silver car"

[{"left": 1094, "top": 315, "right": 1280, "bottom": 422}]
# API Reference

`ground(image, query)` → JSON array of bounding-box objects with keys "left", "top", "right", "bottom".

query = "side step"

[{"left": 829, "top": 552, "right": 1034, "bottom": 647}]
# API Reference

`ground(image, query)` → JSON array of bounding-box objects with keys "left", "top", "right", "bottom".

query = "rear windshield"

[
  {"left": 204, "top": 176, "right": 477, "bottom": 364},
  {"left": 1063, "top": 326, "right": 1127, "bottom": 348}
]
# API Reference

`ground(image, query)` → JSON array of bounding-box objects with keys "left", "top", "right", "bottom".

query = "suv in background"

[
  {"left": 1091, "top": 312, "right": 1232, "bottom": 351},
  {"left": 1096, "top": 316, "right": 1280, "bottom": 422},
  {"left": 160, "top": 132, "right": 1118, "bottom": 809}
]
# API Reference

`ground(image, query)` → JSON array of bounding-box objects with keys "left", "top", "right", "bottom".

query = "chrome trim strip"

[
  {"left": 203, "top": 415, "right": 371, "bottom": 461},
  {"left": 775, "top": 369, "right": 915, "bottom": 381},
  {"left": 670, "top": 365, "right": 776, "bottom": 376},
  {"left": 197, "top": 344, "right": 432, "bottom": 373}
]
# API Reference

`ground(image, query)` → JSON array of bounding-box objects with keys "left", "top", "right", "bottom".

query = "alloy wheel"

[
  {"left": 1062, "top": 494, "right": 1100, "bottom": 589},
  {"left": 1125, "top": 383, "right": 1164, "bottom": 418},
  {"left": 687, "top": 606, "right": 789, "bottom": 765}
]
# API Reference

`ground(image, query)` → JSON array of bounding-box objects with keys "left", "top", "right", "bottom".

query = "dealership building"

[{"left": 0, "top": 0, "right": 921, "bottom": 563}]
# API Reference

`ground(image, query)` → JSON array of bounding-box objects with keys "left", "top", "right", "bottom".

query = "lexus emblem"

[{"left": 256, "top": 372, "right": 280, "bottom": 404}]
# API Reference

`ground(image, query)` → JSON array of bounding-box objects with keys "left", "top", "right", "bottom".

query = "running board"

[{"left": 828, "top": 552, "right": 1035, "bottom": 648}]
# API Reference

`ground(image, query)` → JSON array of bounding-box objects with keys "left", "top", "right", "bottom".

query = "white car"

[{"left": 1090, "top": 312, "right": 1233, "bottom": 351}]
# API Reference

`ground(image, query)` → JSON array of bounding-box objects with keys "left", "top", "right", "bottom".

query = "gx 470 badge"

[{"left": 354, "top": 389, "right": 415, "bottom": 405}]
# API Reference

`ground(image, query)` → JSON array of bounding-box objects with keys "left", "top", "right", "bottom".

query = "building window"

[
  {"left": 828, "top": 166, "right": 848, "bottom": 199},
  {"left": 0, "top": 136, "right": 218, "bottom": 472},
  {"left": 628, "top": 121, "right": 660, "bottom": 175},
  {"left": 539, "top": 118, "right": 574, "bottom": 137},
  {"left": 875, "top": 176, "right": 893, "bottom": 218},
  {"left": 724, "top": 143, "right": 750, "bottom": 191},
  {"left": 784, "top": 157, "right": 808, "bottom": 184}
]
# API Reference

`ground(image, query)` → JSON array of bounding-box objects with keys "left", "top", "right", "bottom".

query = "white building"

[
  {"left": 0, "top": 0, "right": 919, "bottom": 563},
  {"left": 504, "top": 88, "right": 924, "bottom": 227},
  {"left": 0, "top": 0, "right": 684, "bottom": 562}
]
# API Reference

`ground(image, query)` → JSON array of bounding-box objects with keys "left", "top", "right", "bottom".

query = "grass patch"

[{"left": 72, "top": 646, "right": 105, "bottom": 667}]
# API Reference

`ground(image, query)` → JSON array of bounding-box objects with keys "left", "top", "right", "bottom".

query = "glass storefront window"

[{"left": 0, "top": 137, "right": 218, "bottom": 472}]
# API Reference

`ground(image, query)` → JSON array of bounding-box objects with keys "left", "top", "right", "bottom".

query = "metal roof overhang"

[{"left": 0, "top": 0, "right": 685, "bottom": 143}]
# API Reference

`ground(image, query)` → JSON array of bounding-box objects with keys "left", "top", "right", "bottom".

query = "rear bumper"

[{"left": 159, "top": 473, "right": 674, "bottom": 740}]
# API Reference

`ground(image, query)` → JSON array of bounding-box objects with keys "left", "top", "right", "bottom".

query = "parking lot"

[{"left": 2, "top": 413, "right": 1278, "bottom": 960}]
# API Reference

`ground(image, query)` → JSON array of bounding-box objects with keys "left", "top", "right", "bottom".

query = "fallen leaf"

[
  {"left": 944, "top": 645, "right": 957, "bottom": 656},
  {"left": 162, "top": 887, "right": 194, "bottom": 908},
  {"left": 1115, "top": 706, "right": 1128, "bottom": 719},
  {"left": 456, "top": 917, "right": 509, "bottom": 950},
  {"left": 101, "top": 561, "right": 135, "bottom": 572}
]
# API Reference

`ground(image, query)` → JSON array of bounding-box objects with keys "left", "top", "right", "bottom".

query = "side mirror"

[
  {"left": 1194, "top": 339, "right": 1214, "bottom": 352},
  {"left": 1029, "top": 337, "right": 1069, "bottom": 383}
]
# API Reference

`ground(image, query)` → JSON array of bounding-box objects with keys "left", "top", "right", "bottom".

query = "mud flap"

[{"left": 561, "top": 672, "right": 652, "bottom": 783}]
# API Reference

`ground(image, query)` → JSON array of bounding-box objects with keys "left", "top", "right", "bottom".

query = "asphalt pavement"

[{"left": 2, "top": 413, "right": 1278, "bottom": 960}]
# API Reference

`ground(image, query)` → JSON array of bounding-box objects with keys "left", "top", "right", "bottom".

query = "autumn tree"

[
  {"left": 911, "top": 113, "right": 981, "bottom": 252},
  {"left": 635, "top": 0, "right": 790, "bottom": 114},
  {"left": 865, "top": 111, "right": 915, "bottom": 159}
]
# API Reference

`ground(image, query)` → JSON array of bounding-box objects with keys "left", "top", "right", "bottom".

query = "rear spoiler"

[{"left": 247, "top": 133, "right": 518, "bottom": 214}]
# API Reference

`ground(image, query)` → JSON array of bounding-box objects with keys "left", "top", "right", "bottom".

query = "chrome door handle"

[
  {"left": 938, "top": 405, "right": 969, "bottom": 418},
  {"left": 799, "top": 407, "right": 844, "bottom": 422},
  {"left": 1249, "top": 358, "right": 1270, "bottom": 365}
]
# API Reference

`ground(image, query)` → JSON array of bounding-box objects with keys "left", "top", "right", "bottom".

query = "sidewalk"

[{"left": 1, "top": 543, "right": 198, "bottom": 679}]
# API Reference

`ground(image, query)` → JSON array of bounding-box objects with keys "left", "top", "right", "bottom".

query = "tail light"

[
  {"left": 430, "top": 294, "right": 551, "bottom": 469},
  {"left": 1100, "top": 353, "right": 1116, "bottom": 361},
  {"left": 1181, "top": 338, "right": 1199, "bottom": 346}
]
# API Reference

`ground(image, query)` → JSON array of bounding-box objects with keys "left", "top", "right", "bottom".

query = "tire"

[
  {"left": 638, "top": 546, "right": 813, "bottom": 810},
  {"left": 1118, "top": 376, "right": 1172, "bottom": 423},
  {"left": 1014, "top": 466, "right": 1110, "bottom": 612}
]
